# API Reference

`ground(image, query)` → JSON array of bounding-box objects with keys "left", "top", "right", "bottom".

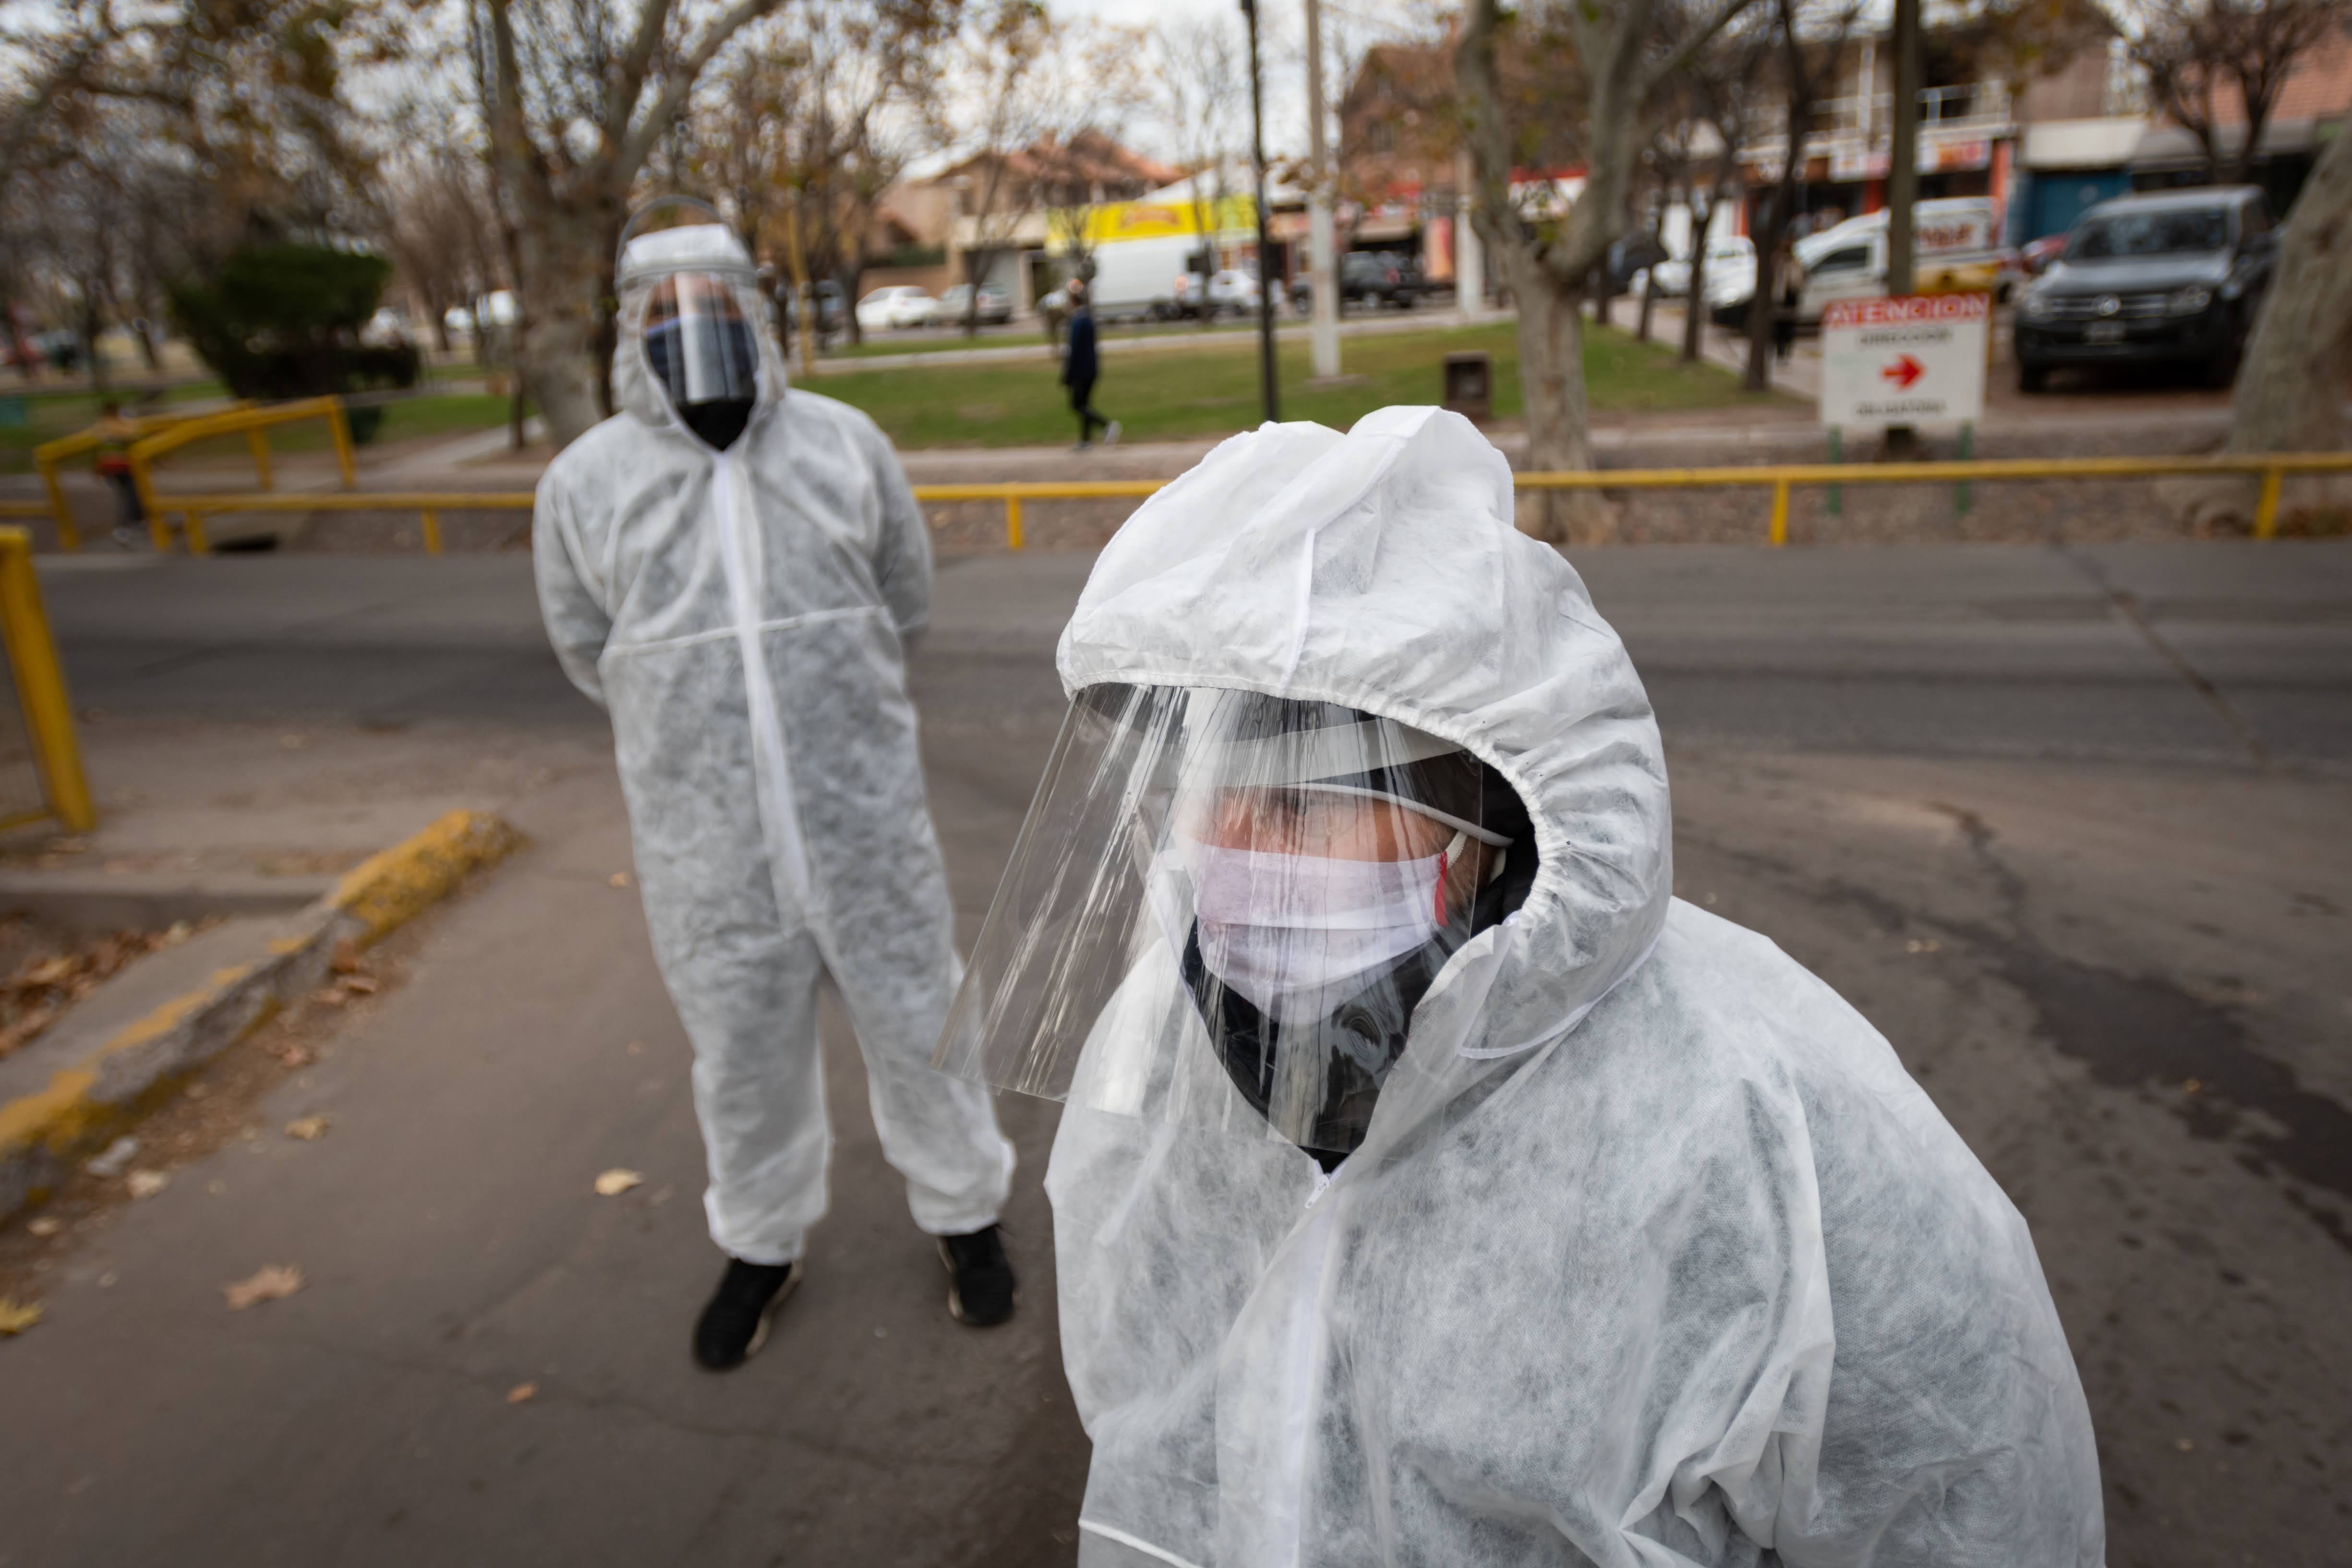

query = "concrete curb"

[{"left": 0, "top": 809, "right": 521, "bottom": 1222}]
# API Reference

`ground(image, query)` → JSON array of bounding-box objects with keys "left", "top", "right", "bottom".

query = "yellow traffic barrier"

[
  {"left": 29, "top": 403, "right": 253, "bottom": 551},
  {"left": 129, "top": 395, "right": 356, "bottom": 550},
  {"left": 0, "top": 527, "right": 95, "bottom": 833},
  {"left": 104, "top": 450, "right": 2352, "bottom": 556}
]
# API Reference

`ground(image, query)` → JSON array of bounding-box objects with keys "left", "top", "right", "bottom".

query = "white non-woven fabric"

[
  {"left": 1042, "top": 406, "right": 2103, "bottom": 1565},
  {"left": 534, "top": 224, "right": 1013, "bottom": 1264}
]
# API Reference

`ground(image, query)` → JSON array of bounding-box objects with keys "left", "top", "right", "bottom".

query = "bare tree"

[
  {"left": 1457, "top": 0, "right": 1760, "bottom": 543},
  {"left": 2164, "top": 124, "right": 2352, "bottom": 528},
  {"left": 472, "top": 0, "right": 788, "bottom": 449},
  {"left": 2125, "top": 0, "right": 2350, "bottom": 183},
  {"left": 1741, "top": 0, "right": 1864, "bottom": 393},
  {"left": 1155, "top": 17, "right": 1246, "bottom": 324}
]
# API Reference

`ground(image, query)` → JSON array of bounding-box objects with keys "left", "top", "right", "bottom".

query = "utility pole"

[
  {"left": 1885, "top": 0, "right": 1923, "bottom": 455},
  {"left": 1242, "top": 0, "right": 1281, "bottom": 422},
  {"left": 1304, "top": 0, "right": 1340, "bottom": 378},
  {"left": 1887, "top": 0, "right": 1921, "bottom": 297},
  {"left": 1455, "top": 149, "right": 1485, "bottom": 321}
]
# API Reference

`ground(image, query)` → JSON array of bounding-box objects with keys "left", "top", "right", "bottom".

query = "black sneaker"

[
  {"left": 938, "top": 1225, "right": 1016, "bottom": 1327},
  {"left": 692, "top": 1258, "right": 799, "bottom": 1371}
]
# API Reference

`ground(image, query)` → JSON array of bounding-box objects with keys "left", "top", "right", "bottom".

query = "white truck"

[
  {"left": 1793, "top": 197, "right": 2011, "bottom": 323},
  {"left": 1080, "top": 234, "right": 1206, "bottom": 323}
]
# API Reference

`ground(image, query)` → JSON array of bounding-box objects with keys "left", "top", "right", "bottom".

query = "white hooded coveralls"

[
  {"left": 533, "top": 226, "right": 1013, "bottom": 1265},
  {"left": 1041, "top": 408, "right": 2103, "bottom": 1566}
]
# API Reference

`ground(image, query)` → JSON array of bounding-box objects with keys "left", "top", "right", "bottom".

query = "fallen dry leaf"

[
  {"left": 0, "top": 1296, "right": 42, "bottom": 1336},
  {"left": 284, "top": 1115, "right": 331, "bottom": 1142},
  {"left": 329, "top": 940, "right": 364, "bottom": 975},
  {"left": 223, "top": 1264, "right": 304, "bottom": 1310},
  {"left": 608, "top": 871, "right": 632, "bottom": 888},
  {"left": 27, "top": 1216, "right": 62, "bottom": 1237},
  {"left": 275, "top": 1043, "right": 317, "bottom": 1068},
  {"left": 593, "top": 1168, "right": 643, "bottom": 1197},
  {"left": 507, "top": 1382, "right": 537, "bottom": 1404},
  {"left": 339, "top": 975, "right": 379, "bottom": 996},
  {"left": 125, "top": 1169, "right": 169, "bottom": 1199}
]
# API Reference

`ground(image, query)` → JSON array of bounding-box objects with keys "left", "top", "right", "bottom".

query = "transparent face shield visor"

[
  {"left": 642, "top": 272, "right": 759, "bottom": 409},
  {"left": 935, "top": 683, "right": 1526, "bottom": 1159}
]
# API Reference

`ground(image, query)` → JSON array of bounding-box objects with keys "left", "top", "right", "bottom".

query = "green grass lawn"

[
  {"left": 807, "top": 321, "right": 1770, "bottom": 448},
  {"left": 0, "top": 380, "right": 229, "bottom": 473}
]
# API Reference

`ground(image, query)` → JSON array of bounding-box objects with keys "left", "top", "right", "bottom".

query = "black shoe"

[
  {"left": 938, "top": 1225, "right": 1016, "bottom": 1327},
  {"left": 692, "top": 1258, "right": 799, "bottom": 1371}
]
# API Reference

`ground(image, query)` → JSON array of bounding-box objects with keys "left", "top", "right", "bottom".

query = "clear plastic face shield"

[
  {"left": 642, "top": 271, "right": 758, "bottom": 410},
  {"left": 935, "top": 684, "right": 1533, "bottom": 1162}
]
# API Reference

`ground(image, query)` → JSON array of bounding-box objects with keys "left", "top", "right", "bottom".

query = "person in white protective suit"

[
  {"left": 934, "top": 405, "right": 2104, "bottom": 1565},
  {"left": 534, "top": 217, "right": 1017, "bottom": 1371}
]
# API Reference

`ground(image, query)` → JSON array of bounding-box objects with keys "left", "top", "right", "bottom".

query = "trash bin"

[{"left": 1442, "top": 351, "right": 1492, "bottom": 422}]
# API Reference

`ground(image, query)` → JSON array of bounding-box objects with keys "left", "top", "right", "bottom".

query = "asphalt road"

[{"left": 1, "top": 542, "right": 2347, "bottom": 1567}]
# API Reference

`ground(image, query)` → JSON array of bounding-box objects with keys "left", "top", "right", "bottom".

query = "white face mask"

[{"left": 1173, "top": 831, "right": 1467, "bottom": 1024}]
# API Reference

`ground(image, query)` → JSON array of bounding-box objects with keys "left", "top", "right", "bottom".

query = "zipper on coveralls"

[{"left": 710, "top": 450, "right": 814, "bottom": 907}]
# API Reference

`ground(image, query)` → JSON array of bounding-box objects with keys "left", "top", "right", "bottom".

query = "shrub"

[{"left": 168, "top": 244, "right": 419, "bottom": 442}]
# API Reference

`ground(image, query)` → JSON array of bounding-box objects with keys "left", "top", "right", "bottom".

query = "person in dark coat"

[{"left": 1060, "top": 279, "right": 1120, "bottom": 451}]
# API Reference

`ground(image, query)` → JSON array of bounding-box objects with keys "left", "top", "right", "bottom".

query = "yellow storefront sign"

[{"left": 1080, "top": 195, "right": 1256, "bottom": 245}]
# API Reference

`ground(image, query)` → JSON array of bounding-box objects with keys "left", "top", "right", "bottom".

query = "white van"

[
  {"left": 1793, "top": 198, "right": 2007, "bottom": 323},
  {"left": 1085, "top": 235, "right": 1206, "bottom": 323}
]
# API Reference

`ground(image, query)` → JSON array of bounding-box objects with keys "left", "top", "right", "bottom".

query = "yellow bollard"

[
  {"left": 326, "top": 398, "right": 358, "bottom": 487},
  {"left": 421, "top": 507, "right": 443, "bottom": 555},
  {"left": 1005, "top": 494, "right": 1025, "bottom": 551},
  {"left": 0, "top": 528, "right": 96, "bottom": 832},
  {"left": 2253, "top": 467, "right": 2282, "bottom": 540},
  {"left": 184, "top": 509, "right": 211, "bottom": 555},
  {"left": 1769, "top": 479, "right": 1791, "bottom": 547},
  {"left": 246, "top": 427, "right": 275, "bottom": 490},
  {"left": 37, "top": 461, "right": 79, "bottom": 553}
]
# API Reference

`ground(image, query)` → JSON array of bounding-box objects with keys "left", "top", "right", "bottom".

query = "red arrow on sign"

[{"left": 1881, "top": 354, "right": 1926, "bottom": 390}]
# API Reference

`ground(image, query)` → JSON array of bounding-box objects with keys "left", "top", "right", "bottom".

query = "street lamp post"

[{"left": 1241, "top": 0, "right": 1280, "bottom": 423}]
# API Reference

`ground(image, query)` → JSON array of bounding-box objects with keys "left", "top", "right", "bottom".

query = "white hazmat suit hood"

[
  {"left": 954, "top": 408, "right": 2101, "bottom": 1565},
  {"left": 534, "top": 222, "right": 1013, "bottom": 1268}
]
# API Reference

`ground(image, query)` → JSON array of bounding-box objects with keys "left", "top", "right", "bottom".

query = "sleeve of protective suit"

[
  {"left": 531, "top": 465, "right": 614, "bottom": 709},
  {"left": 859, "top": 417, "right": 933, "bottom": 643}
]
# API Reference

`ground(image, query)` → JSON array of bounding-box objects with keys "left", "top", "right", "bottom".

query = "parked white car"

[
  {"left": 856, "top": 286, "right": 940, "bottom": 331},
  {"left": 1636, "top": 237, "right": 1754, "bottom": 299}
]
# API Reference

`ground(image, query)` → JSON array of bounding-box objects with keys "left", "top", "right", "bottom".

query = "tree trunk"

[
  {"left": 513, "top": 207, "right": 613, "bottom": 450},
  {"left": 2172, "top": 127, "right": 2352, "bottom": 529},
  {"left": 1505, "top": 243, "right": 1618, "bottom": 545}
]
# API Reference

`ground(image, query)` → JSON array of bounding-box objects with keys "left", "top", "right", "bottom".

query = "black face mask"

[
  {"left": 1181, "top": 838, "right": 1539, "bottom": 1171},
  {"left": 680, "top": 398, "right": 755, "bottom": 451}
]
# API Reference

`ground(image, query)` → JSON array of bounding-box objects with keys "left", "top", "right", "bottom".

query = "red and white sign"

[{"left": 1819, "top": 293, "right": 1989, "bottom": 429}]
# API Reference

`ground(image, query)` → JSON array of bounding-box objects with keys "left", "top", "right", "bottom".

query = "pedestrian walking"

[
  {"left": 91, "top": 400, "right": 145, "bottom": 548},
  {"left": 533, "top": 214, "right": 1018, "bottom": 1373},
  {"left": 940, "top": 406, "right": 2104, "bottom": 1565},
  {"left": 1060, "top": 278, "right": 1120, "bottom": 452}
]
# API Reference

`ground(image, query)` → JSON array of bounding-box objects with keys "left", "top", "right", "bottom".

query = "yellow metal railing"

[
  {"left": 30, "top": 403, "right": 253, "bottom": 551},
  {"left": 63, "top": 449, "right": 2352, "bottom": 556},
  {"left": 127, "top": 396, "right": 356, "bottom": 550},
  {"left": 0, "top": 527, "right": 94, "bottom": 833},
  {"left": 1514, "top": 451, "right": 2352, "bottom": 545}
]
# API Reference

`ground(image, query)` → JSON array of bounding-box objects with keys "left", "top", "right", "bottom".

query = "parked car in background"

[
  {"left": 1791, "top": 196, "right": 2008, "bottom": 323},
  {"left": 1637, "top": 236, "right": 1754, "bottom": 300},
  {"left": 855, "top": 286, "right": 941, "bottom": 331},
  {"left": 938, "top": 282, "right": 1013, "bottom": 326},
  {"left": 1339, "top": 251, "right": 1425, "bottom": 309},
  {"left": 2012, "top": 185, "right": 2276, "bottom": 391},
  {"left": 1607, "top": 233, "right": 1670, "bottom": 292}
]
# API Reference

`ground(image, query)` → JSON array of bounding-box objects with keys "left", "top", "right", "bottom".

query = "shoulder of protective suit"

[
  {"left": 540, "top": 412, "right": 644, "bottom": 496},
  {"left": 1640, "top": 898, "right": 1919, "bottom": 1103}
]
